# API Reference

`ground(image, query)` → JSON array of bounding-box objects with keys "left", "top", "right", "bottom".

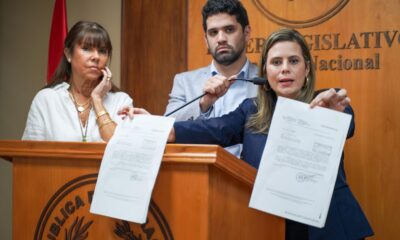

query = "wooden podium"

[{"left": 0, "top": 140, "right": 284, "bottom": 239}]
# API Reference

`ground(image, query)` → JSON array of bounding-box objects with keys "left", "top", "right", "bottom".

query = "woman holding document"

[{"left": 165, "top": 29, "right": 374, "bottom": 239}]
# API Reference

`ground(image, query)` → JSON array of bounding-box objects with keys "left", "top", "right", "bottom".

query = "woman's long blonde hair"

[{"left": 246, "top": 28, "right": 316, "bottom": 133}]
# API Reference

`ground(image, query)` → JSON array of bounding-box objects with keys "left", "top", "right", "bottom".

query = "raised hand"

[
  {"left": 199, "top": 74, "right": 235, "bottom": 112},
  {"left": 310, "top": 88, "right": 350, "bottom": 112},
  {"left": 91, "top": 66, "right": 112, "bottom": 101}
]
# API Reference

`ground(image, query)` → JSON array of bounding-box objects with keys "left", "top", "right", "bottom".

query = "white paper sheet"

[
  {"left": 249, "top": 97, "right": 351, "bottom": 228},
  {"left": 90, "top": 115, "right": 175, "bottom": 224}
]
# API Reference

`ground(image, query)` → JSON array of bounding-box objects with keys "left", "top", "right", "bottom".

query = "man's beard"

[{"left": 211, "top": 44, "right": 244, "bottom": 66}]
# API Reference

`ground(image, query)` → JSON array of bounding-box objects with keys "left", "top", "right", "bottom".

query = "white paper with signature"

[
  {"left": 249, "top": 97, "right": 351, "bottom": 228},
  {"left": 90, "top": 115, "right": 175, "bottom": 224}
]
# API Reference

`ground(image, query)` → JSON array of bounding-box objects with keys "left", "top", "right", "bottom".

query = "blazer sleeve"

[
  {"left": 344, "top": 104, "right": 355, "bottom": 139},
  {"left": 174, "top": 99, "right": 254, "bottom": 146},
  {"left": 164, "top": 73, "right": 204, "bottom": 121}
]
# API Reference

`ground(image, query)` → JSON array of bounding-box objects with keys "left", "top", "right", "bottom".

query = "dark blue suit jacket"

[{"left": 174, "top": 98, "right": 373, "bottom": 240}]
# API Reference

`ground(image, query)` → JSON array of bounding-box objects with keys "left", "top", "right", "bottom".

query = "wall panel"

[{"left": 121, "top": 0, "right": 187, "bottom": 114}]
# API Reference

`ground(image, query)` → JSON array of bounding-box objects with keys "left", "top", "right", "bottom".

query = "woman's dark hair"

[{"left": 46, "top": 21, "right": 119, "bottom": 92}]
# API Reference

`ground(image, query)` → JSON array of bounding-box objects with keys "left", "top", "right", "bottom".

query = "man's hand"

[{"left": 199, "top": 75, "right": 236, "bottom": 112}]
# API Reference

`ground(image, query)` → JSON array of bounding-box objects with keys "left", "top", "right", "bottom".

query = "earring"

[
  {"left": 303, "top": 77, "right": 309, "bottom": 89},
  {"left": 67, "top": 58, "right": 71, "bottom": 62}
]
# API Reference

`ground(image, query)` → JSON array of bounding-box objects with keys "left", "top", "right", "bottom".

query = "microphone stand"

[
  {"left": 165, "top": 92, "right": 207, "bottom": 117},
  {"left": 165, "top": 78, "right": 266, "bottom": 117}
]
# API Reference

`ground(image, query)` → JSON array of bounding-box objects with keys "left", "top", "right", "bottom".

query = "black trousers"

[
  {"left": 285, "top": 220, "right": 308, "bottom": 240},
  {"left": 285, "top": 219, "right": 366, "bottom": 240}
]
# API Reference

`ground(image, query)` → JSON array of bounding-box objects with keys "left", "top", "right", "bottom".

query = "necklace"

[
  {"left": 68, "top": 91, "right": 91, "bottom": 113},
  {"left": 78, "top": 112, "right": 89, "bottom": 142},
  {"left": 68, "top": 90, "right": 91, "bottom": 142}
]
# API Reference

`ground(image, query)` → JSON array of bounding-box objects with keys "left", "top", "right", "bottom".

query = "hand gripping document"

[
  {"left": 90, "top": 115, "right": 175, "bottom": 224},
  {"left": 249, "top": 97, "right": 351, "bottom": 228}
]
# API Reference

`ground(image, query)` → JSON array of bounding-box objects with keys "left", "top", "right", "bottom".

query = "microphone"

[
  {"left": 165, "top": 77, "right": 267, "bottom": 117},
  {"left": 234, "top": 77, "right": 267, "bottom": 85}
]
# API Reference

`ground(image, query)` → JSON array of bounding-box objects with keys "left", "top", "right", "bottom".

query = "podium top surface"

[{"left": 0, "top": 140, "right": 256, "bottom": 186}]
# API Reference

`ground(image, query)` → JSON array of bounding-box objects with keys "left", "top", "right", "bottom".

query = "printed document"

[
  {"left": 90, "top": 115, "right": 175, "bottom": 224},
  {"left": 249, "top": 97, "right": 351, "bottom": 228}
]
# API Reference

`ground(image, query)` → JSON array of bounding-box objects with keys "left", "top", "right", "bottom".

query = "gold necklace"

[
  {"left": 68, "top": 91, "right": 91, "bottom": 113},
  {"left": 78, "top": 112, "right": 89, "bottom": 142},
  {"left": 68, "top": 90, "right": 91, "bottom": 142}
]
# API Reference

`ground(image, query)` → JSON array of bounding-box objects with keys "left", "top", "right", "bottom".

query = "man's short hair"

[{"left": 202, "top": 0, "right": 249, "bottom": 32}]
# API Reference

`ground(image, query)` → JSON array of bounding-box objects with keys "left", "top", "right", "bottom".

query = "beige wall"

[{"left": 0, "top": 0, "right": 121, "bottom": 239}]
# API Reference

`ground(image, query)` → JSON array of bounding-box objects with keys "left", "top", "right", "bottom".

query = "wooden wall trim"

[{"left": 121, "top": 0, "right": 188, "bottom": 115}]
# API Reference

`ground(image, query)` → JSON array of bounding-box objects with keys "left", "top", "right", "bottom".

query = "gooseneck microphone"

[
  {"left": 234, "top": 77, "right": 266, "bottom": 85},
  {"left": 165, "top": 77, "right": 267, "bottom": 117}
]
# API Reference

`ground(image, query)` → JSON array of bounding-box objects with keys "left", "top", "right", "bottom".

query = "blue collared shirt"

[
  {"left": 200, "top": 60, "right": 252, "bottom": 118},
  {"left": 201, "top": 60, "right": 256, "bottom": 157}
]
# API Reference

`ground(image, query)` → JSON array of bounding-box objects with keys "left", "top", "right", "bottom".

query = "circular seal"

[
  {"left": 34, "top": 174, "right": 173, "bottom": 240},
  {"left": 252, "top": 0, "right": 350, "bottom": 28}
]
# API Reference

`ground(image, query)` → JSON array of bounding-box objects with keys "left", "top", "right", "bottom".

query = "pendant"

[
  {"left": 82, "top": 136, "right": 87, "bottom": 142},
  {"left": 77, "top": 106, "right": 85, "bottom": 112}
]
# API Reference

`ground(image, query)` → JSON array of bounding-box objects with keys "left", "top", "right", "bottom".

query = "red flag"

[{"left": 47, "top": 0, "right": 68, "bottom": 83}]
